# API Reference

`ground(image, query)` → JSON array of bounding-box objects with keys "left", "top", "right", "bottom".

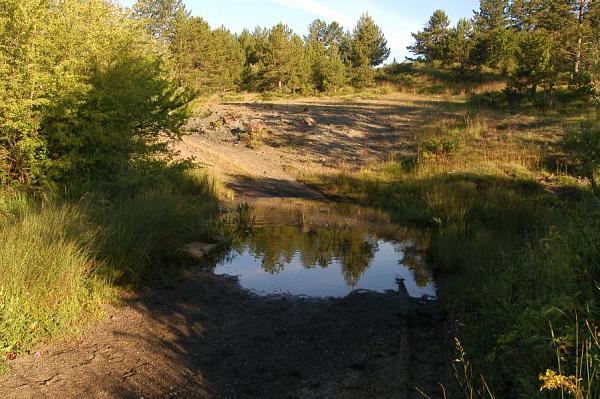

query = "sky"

[{"left": 120, "top": 0, "right": 479, "bottom": 62}]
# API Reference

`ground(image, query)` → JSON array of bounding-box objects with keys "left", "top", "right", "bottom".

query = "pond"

[{"left": 214, "top": 199, "right": 436, "bottom": 299}]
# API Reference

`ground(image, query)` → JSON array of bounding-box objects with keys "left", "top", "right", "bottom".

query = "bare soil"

[
  {"left": 176, "top": 95, "right": 450, "bottom": 198},
  {"left": 1, "top": 95, "right": 455, "bottom": 398}
]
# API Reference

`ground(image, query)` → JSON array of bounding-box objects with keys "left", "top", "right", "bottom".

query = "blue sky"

[{"left": 120, "top": 0, "right": 479, "bottom": 61}]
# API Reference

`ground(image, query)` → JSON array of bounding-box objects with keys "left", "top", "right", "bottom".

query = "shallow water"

[{"left": 214, "top": 199, "right": 436, "bottom": 299}]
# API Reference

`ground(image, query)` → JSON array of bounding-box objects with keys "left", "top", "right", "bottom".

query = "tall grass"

[
  {"left": 0, "top": 166, "right": 223, "bottom": 360},
  {"left": 0, "top": 196, "right": 104, "bottom": 356},
  {"left": 307, "top": 104, "right": 600, "bottom": 397}
]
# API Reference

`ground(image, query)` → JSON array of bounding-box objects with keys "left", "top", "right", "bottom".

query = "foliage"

[
  {"left": 132, "top": 0, "right": 188, "bottom": 43},
  {"left": 408, "top": 0, "right": 600, "bottom": 96},
  {"left": 171, "top": 17, "right": 245, "bottom": 93},
  {"left": 307, "top": 105, "right": 600, "bottom": 397},
  {"left": 347, "top": 12, "right": 390, "bottom": 70},
  {"left": 0, "top": 0, "right": 191, "bottom": 187},
  {"left": 408, "top": 10, "right": 452, "bottom": 65},
  {"left": 254, "top": 23, "right": 312, "bottom": 93},
  {"left": 0, "top": 164, "right": 222, "bottom": 360},
  {"left": 202, "top": 14, "right": 389, "bottom": 93}
]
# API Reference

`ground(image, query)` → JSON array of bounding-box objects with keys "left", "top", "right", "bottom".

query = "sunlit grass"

[
  {"left": 0, "top": 166, "right": 224, "bottom": 362},
  {"left": 305, "top": 100, "right": 600, "bottom": 397}
]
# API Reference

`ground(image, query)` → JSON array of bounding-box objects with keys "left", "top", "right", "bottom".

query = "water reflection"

[{"left": 214, "top": 199, "right": 436, "bottom": 298}]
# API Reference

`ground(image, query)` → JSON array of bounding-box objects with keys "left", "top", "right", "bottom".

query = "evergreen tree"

[
  {"left": 256, "top": 23, "right": 310, "bottom": 92},
  {"left": 306, "top": 19, "right": 348, "bottom": 91},
  {"left": 171, "top": 18, "right": 245, "bottom": 92},
  {"left": 470, "top": 0, "right": 516, "bottom": 71},
  {"left": 447, "top": 18, "right": 475, "bottom": 69},
  {"left": 208, "top": 27, "right": 246, "bottom": 91},
  {"left": 307, "top": 19, "right": 346, "bottom": 49},
  {"left": 171, "top": 17, "right": 212, "bottom": 89},
  {"left": 474, "top": 0, "right": 510, "bottom": 31},
  {"left": 349, "top": 13, "right": 390, "bottom": 67},
  {"left": 348, "top": 13, "right": 390, "bottom": 87},
  {"left": 508, "top": 30, "right": 556, "bottom": 93},
  {"left": 408, "top": 10, "right": 451, "bottom": 64}
]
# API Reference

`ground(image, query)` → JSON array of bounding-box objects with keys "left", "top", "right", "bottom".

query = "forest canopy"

[{"left": 408, "top": 0, "right": 600, "bottom": 95}]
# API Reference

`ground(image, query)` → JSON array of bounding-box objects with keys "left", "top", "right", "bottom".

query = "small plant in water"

[{"left": 218, "top": 202, "right": 256, "bottom": 239}]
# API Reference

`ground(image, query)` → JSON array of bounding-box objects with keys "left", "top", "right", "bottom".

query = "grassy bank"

[
  {"left": 0, "top": 164, "right": 225, "bottom": 364},
  {"left": 306, "top": 96, "right": 600, "bottom": 397}
]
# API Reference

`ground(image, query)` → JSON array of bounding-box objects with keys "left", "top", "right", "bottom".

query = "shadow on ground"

[
  {"left": 2, "top": 271, "right": 453, "bottom": 399},
  {"left": 226, "top": 100, "right": 457, "bottom": 167},
  {"left": 226, "top": 175, "right": 324, "bottom": 199}
]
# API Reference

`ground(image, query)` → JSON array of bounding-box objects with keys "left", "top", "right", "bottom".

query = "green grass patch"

[{"left": 0, "top": 164, "right": 224, "bottom": 363}]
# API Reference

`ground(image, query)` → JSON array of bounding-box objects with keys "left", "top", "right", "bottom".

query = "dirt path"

[
  {"left": 1, "top": 95, "right": 455, "bottom": 398},
  {"left": 1, "top": 272, "right": 453, "bottom": 399}
]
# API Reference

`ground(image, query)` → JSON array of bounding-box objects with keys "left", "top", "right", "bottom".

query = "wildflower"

[{"left": 539, "top": 369, "right": 583, "bottom": 399}]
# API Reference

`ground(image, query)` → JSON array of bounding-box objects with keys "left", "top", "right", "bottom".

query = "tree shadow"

[{"left": 225, "top": 99, "right": 457, "bottom": 167}]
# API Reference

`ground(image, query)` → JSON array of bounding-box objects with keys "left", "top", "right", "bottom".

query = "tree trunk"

[{"left": 574, "top": 0, "right": 585, "bottom": 74}]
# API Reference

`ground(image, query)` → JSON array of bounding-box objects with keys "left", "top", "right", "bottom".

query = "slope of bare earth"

[{"left": 174, "top": 94, "right": 454, "bottom": 198}]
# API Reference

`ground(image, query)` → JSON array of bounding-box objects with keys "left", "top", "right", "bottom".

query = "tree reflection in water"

[{"left": 223, "top": 199, "right": 434, "bottom": 291}]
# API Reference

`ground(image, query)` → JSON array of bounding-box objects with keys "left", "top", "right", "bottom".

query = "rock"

[
  {"left": 248, "top": 119, "right": 266, "bottom": 133},
  {"left": 222, "top": 114, "right": 237, "bottom": 125},
  {"left": 183, "top": 242, "right": 217, "bottom": 260},
  {"left": 303, "top": 116, "right": 316, "bottom": 127}
]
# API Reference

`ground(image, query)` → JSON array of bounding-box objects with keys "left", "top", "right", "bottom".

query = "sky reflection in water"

[{"left": 214, "top": 199, "right": 436, "bottom": 298}]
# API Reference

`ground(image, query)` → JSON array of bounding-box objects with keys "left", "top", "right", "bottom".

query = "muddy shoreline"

[{"left": 2, "top": 269, "right": 454, "bottom": 398}]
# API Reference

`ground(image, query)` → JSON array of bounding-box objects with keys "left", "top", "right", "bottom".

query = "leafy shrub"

[
  {"left": 419, "top": 137, "right": 460, "bottom": 158},
  {"left": 0, "top": 0, "right": 191, "bottom": 188}
]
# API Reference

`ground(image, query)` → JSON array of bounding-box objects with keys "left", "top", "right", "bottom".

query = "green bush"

[
  {"left": 0, "top": 0, "right": 191, "bottom": 187},
  {"left": 566, "top": 122, "right": 600, "bottom": 193}
]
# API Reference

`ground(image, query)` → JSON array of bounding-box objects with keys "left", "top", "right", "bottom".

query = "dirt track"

[
  {"left": 1, "top": 96, "right": 455, "bottom": 398},
  {"left": 1, "top": 272, "right": 453, "bottom": 398}
]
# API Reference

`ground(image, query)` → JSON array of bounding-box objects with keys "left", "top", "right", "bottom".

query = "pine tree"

[
  {"left": 471, "top": 0, "right": 515, "bottom": 71},
  {"left": 171, "top": 17, "right": 212, "bottom": 90},
  {"left": 348, "top": 13, "right": 390, "bottom": 87},
  {"left": 208, "top": 27, "right": 245, "bottom": 91},
  {"left": 447, "top": 19, "right": 475, "bottom": 69},
  {"left": 474, "top": 0, "right": 510, "bottom": 31},
  {"left": 408, "top": 10, "right": 451, "bottom": 64},
  {"left": 349, "top": 13, "right": 390, "bottom": 67},
  {"left": 508, "top": 30, "right": 556, "bottom": 93},
  {"left": 257, "top": 23, "right": 310, "bottom": 92},
  {"left": 306, "top": 19, "right": 348, "bottom": 92}
]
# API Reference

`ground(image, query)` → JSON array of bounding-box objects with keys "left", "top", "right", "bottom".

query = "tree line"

[
  {"left": 0, "top": 0, "right": 391, "bottom": 188},
  {"left": 409, "top": 0, "right": 600, "bottom": 95},
  {"left": 134, "top": 0, "right": 390, "bottom": 94}
]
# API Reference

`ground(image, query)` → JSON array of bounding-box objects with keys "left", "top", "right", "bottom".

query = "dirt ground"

[
  {"left": 175, "top": 95, "right": 451, "bottom": 198},
  {"left": 1, "top": 95, "right": 456, "bottom": 398},
  {"left": 1, "top": 272, "right": 453, "bottom": 399}
]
